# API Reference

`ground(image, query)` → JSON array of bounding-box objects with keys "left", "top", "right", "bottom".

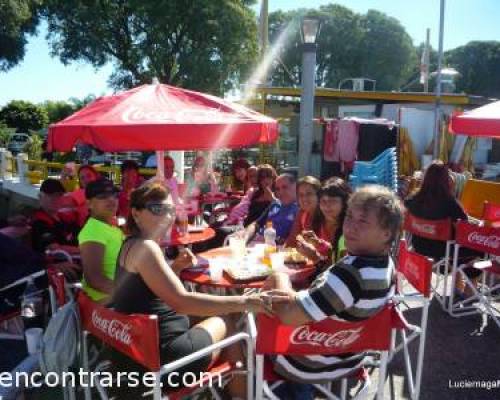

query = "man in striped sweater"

[{"left": 263, "top": 185, "right": 403, "bottom": 384}]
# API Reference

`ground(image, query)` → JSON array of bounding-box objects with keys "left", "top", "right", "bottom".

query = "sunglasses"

[
  {"left": 94, "top": 192, "right": 118, "bottom": 200},
  {"left": 145, "top": 203, "right": 175, "bottom": 217}
]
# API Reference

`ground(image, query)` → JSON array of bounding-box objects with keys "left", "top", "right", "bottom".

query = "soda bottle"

[
  {"left": 21, "top": 277, "right": 45, "bottom": 330},
  {"left": 263, "top": 221, "right": 277, "bottom": 267}
]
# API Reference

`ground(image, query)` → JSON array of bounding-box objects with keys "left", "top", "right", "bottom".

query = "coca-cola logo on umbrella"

[
  {"left": 92, "top": 310, "right": 132, "bottom": 346},
  {"left": 290, "top": 325, "right": 363, "bottom": 349},
  {"left": 122, "top": 106, "right": 238, "bottom": 124}
]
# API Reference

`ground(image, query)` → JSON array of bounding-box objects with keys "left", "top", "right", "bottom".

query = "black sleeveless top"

[{"left": 109, "top": 238, "right": 190, "bottom": 344}]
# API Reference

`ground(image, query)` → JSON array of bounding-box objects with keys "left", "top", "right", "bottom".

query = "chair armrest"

[{"left": 159, "top": 332, "right": 252, "bottom": 375}]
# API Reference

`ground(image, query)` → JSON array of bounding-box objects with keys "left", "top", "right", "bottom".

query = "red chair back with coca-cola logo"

[
  {"left": 256, "top": 304, "right": 403, "bottom": 356},
  {"left": 397, "top": 240, "right": 433, "bottom": 297},
  {"left": 483, "top": 202, "right": 500, "bottom": 223},
  {"left": 77, "top": 292, "right": 160, "bottom": 370},
  {"left": 403, "top": 213, "right": 453, "bottom": 242},
  {"left": 455, "top": 221, "right": 500, "bottom": 257}
]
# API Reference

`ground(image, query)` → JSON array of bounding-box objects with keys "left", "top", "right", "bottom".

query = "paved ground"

[{"left": 2, "top": 289, "right": 499, "bottom": 399}]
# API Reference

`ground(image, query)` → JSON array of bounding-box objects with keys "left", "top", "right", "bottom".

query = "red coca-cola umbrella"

[
  {"left": 449, "top": 100, "right": 500, "bottom": 139},
  {"left": 48, "top": 83, "right": 278, "bottom": 152}
]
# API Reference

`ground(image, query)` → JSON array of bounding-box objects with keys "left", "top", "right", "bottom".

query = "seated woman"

[
  {"left": 185, "top": 155, "right": 219, "bottom": 196},
  {"left": 78, "top": 178, "right": 124, "bottom": 303},
  {"left": 68, "top": 165, "right": 100, "bottom": 227},
  {"left": 285, "top": 176, "right": 321, "bottom": 248},
  {"left": 117, "top": 160, "right": 144, "bottom": 219},
  {"left": 109, "top": 181, "right": 271, "bottom": 397},
  {"left": 230, "top": 158, "right": 251, "bottom": 192},
  {"left": 243, "top": 164, "right": 277, "bottom": 226},
  {"left": 404, "top": 160, "right": 480, "bottom": 296},
  {"left": 295, "top": 177, "right": 351, "bottom": 267}
]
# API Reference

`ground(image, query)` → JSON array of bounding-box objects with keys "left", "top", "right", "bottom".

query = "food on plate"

[{"left": 283, "top": 248, "right": 307, "bottom": 264}]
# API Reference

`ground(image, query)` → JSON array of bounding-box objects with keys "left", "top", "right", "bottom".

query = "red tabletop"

[
  {"left": 160, "top": 226, "right": 215, "bottom": 247},
  {"left": 180, "top": 247, "right": 316, "bottom": 289}
]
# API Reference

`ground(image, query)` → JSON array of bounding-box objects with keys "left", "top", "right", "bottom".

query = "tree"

[
  {"left": 42, "top": 0, "right": 258, "bottom": 95},
  {"left": 40, "top": 100, "right": 75, "bottom": 124},
  {"left": 0, "top": 0, "right": 41, "bottom": 71},
  {"left": 0, "top": 100, "right": 48, "bottom": 132},
  {"left": 445, "top": 41, "right": 500, "bottom": 97},
  {"left": 267, "top": 5, "right": 416, "bottom": 91}
]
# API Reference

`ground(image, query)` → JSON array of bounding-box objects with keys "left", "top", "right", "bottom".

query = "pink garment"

[
  {"left": 337, "top": 119, "right": 359, "bottom": 163},
  {"left": 323, "top": 120, "right": 340, "bottom": 162},
  {"left": 226, "top": 189, "right": 254, "bottom": 225},
  {"left": 68, "top": 188, "right": 88, "bottom": 227}
]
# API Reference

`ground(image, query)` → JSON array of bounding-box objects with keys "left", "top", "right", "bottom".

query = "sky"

[{"left": 0, "top": 0, "right": 499, "bottom": 106}]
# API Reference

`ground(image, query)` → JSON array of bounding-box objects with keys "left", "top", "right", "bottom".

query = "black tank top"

[{"left": 109, "top": 238, "right": 190, "bottom": 344}]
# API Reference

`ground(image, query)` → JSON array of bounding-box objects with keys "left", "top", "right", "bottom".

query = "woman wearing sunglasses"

[
  {"left": 78, "top": 178, "right": 124, "bottom": 303},
  {"left": 109, "top": 181, "right": 275, "bottom": 398}
]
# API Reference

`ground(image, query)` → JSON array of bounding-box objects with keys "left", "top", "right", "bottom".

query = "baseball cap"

[
  {"left": 40, "top": 179, "right": 65, "bottom": 195},
  {"left": 85, "top": 178, "right": 119, "bottom": 199}
]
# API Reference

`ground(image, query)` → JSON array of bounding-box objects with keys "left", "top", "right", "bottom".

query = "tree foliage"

[
  {"left": 445, "top": 41, "right": 500, "bottom": 97},
  {"left": 0, "top": 100, "right": 48, "bottom": 132},
  {"left": 40, "top": 100, "right": 75, "bottom": 124},
  {"left": 42, "top": 0, "right": 258, "bottom": 94},
  {"left": 268, "top": 5, "right": 417, "bottom": 91},
  {"left": 0, "top": 0, "right": 41, "bottom": 71}
]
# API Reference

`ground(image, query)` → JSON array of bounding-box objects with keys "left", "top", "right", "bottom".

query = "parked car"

[{"left": 7, "top": 133, "right": 30, "bottom": 155}]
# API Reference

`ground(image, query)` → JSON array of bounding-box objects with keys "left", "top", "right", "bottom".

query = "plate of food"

[
  {"left": 225, "top": 262, "right": 271, "bottom": 282},
  {"left": 283, "top": 248, "right": 308, "bottom": 264}
]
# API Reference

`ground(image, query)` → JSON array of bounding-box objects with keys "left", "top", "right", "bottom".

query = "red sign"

[
  {"left": 78, "top": 293, "right": 160, "bottom": 370},
  {"left": 404, "top": 213, "right": 453, "bottom": 241},
  {"left": 456, "top": 221, "right": 500, "bottom": 256},
  {"left": 398, "top": 240, "right": 433, "bottom": 297},
  {"left": 256, "top": 304, "right": 399, "bottom": 355}
]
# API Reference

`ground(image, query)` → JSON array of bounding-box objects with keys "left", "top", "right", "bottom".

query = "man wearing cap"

[
  {"left": 78, "top": 178, "right": 124, "bottom": 302},
  {"left": 31, "top": 179, "right": 80, "bottom": 254}
]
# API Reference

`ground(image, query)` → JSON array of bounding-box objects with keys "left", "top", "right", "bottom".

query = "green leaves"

[
  {"left": 0, "top": 100, "right": 48, "bottom": 133},
  {"left": 0, "top": 0, "right": 42, "bottom": 71},
  {"left": 42, "top": 0, "right": 258, "bottom": 95}
]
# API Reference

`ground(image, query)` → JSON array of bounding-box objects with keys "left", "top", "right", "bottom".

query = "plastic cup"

[
  {"left": 25, "top": 327, "right": 43, "bottom": 355},
  {"left": 209, "top": 258, "right": 225, "bottom": 282},
  {"left": 270, "top": 252, "right": 285, "bottom": 270}
]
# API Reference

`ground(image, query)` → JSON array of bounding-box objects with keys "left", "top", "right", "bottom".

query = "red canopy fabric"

[
  {"left": 449, "top": 100, "right": 500, "bottom": 139},
  {"left": 48, "top": 83, "right": 278, "bottom": 152}
]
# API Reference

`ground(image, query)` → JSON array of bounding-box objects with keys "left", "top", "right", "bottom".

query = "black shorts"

[{"left": 160, "top": 326, "right": 214, "bottom": 382}]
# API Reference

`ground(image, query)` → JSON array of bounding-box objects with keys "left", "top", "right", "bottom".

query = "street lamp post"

[{"left": 298, "top": 17, "right": 321, "bottom": 177}]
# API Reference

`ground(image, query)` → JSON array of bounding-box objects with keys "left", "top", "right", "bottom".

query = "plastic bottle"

[
  {"left": 21, "top": 278, "right": 44, "bottom": 330},
  {"left": 263, "top": 221, "right": 277, "bottom": 267}
]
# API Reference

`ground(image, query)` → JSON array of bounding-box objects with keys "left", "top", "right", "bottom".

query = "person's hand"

[
  {"left": 171, "top": 247, "right": 197, "bottom": 273},
  {"left": 263, "top": 272, "right": 292, "bottom": 291},
  {"left": 301, "top": 230, "right": 321, "bottom": 246},
  {"left": 244, "top": 291, "right": 292, "bottom": 317},
  {"left": 296, "top": 235, "right": 321, "bottom": 263},
  {"left": 259, "top": 290, "right": 296, "bottom": 316}
]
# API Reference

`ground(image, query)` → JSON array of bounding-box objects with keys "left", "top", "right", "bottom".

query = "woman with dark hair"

[
  {"left": 109, "top": 181, "right": 273, "bottom": 397},
  {"left": 231, "top": 158, "right": 251, "bottom": 192},
  {"left": 404, "top": 160, "right": 479, "bottom": 296},
  {"left": 296, "top": 177, "right": 352, "bottom": 266},
  {"left": 243, "top": 164, "right": 277, "bottom": 226},
  {"left": 285, "top": 176, "right": 321, "bottom": 247},
  {"left": 404, "top": 160, "right": 467, "bottom": 259}
]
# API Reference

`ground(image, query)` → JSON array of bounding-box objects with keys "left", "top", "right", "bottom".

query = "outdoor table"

[
  {"left": 160, "top": 226, "right": 215, "bottom": 248},
  {"left": 180, "top": 246, "right": 316, "bottom": 290}
]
